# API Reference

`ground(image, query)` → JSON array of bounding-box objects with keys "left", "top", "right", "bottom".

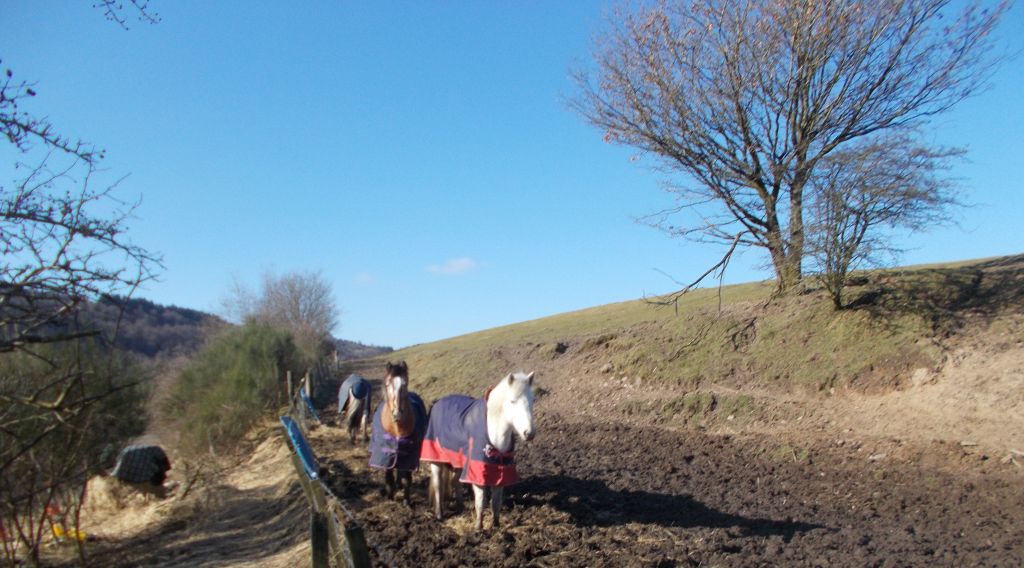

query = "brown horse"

[{"left": 369, "top": 361, "right": 427, "bottom": 504}]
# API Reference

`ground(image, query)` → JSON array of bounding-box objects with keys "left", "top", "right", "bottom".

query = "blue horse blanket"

[
  {"left": 338, "top": 374, "right": 371, "bottom": 414},
  {"left": 420, "top": 394, "right": 519, "bottom": 487},
  {"left": 368, "top": 392, "right": 427, "bottom": 472}
]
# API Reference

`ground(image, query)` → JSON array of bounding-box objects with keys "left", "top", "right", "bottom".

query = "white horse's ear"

[
  {"left": 526, "top": 371, "right": 535, "bottom": 385},
  {"left": 506, "top": 373, "right": 515, "bottom": 386}
]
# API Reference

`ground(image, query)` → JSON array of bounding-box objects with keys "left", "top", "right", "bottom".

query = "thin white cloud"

[
  {"left": 354, "top": 272, "right": 376, "bottom": 285},
  {"left": 426, "top": 257, "right": 478, "bottom": 275}
]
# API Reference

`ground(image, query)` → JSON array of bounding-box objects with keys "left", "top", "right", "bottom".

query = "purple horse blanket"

[
  {"left": 368, "top": 393, "right": 427, "bottom": 472},
  {"left": 419, "top": 394, "right": 518, "bottom": 487}
]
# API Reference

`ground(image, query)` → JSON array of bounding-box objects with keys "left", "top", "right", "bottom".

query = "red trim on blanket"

[
  {"left": 463, "top": 437, "right": 519, "bottom": 487},
  {"left": 463, "top": 458, "right": 519, "bottom": 486},
  {"left": 420, "top": 438, "right": 467, "bottom": 468},
  {"left": 421, "top": 437, "right": 519, "bottom": 487}
]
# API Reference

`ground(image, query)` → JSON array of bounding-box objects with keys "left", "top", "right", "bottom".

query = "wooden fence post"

[
  {"left": 287, "top": 370, "right": 293, "bottom": 402},
  {"left": 311, "top": 511, "right": 329, "bottom": 568},
  {"left": 345, "top": 524, "right": 371, "bottom": 568}
]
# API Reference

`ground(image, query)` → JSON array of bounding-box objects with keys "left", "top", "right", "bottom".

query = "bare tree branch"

[
  {"left": 645, "top": 232, "right": 745, "bottom": 311},
  {"left": 93, "top": 0, "right": 161, "bottom": 29},
  {"left": 1, "top": 155, "right": 162, "bottom": 361},
  {"left": 0, "top": 64, "right": 101, "bottom": 163}
]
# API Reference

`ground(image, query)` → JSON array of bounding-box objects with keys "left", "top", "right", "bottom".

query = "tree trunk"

[
  {"left": 766, "top": 219, "right": 803, "bottom": 293},
  {"left": 787, "top": 178, "right": 807, "bottom": 290},
  {"left": 774, "top": 252, "right": 803, "bottom": 293}
]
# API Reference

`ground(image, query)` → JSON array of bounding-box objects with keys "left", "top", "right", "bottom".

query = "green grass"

[
  {"left": 768, "top": 443, "right": 810, "bottom": 463},
  {"left": 361, "top": 256, "right": 1020, "bottom": 403}
]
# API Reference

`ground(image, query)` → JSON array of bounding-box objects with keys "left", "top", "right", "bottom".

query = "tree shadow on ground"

[
  {"left": 71, "top": 481, "right": 307, "bottom": 568},
  {"left": 317, "top": 449, "right": 379, "bottom": 505},
  {"left": 514, "top": 474, "right": 827, "bottom": 542},
  {"left": 845, "top": 254, "right": 1024, "bottom": 335}
]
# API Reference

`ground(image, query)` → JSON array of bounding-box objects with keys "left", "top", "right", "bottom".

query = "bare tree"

[
  {"left": 0, "top": 347, "right": 147, "bottom": 567},
  {"left": 1, "top": 157, "right": 159, "bottom": 358},
  {"left": 573, "top": 0, "right": 1008, "bottom": 296},
  {"left": 807, "top": 131, "right": 964, "bottom": 308},
  {"left": 1, "top": 4, "right": 161, "bottom": 564},
  {"left": 224, "top": 270, "right": 340, "bottom": 361}
]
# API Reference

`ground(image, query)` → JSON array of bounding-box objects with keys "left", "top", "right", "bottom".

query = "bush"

[
  {"left": 168, "top": 324, "right": 300, "bottom": 455},
  {"left": 0, "top": 340, "right": 149, "bottom": 566}
]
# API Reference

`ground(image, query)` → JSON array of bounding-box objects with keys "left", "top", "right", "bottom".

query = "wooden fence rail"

[{"left": 280, "top": 413, "right": 371, "bottom": 568}]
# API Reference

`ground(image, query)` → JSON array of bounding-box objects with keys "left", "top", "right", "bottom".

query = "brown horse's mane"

[{"left": 381, "top": 361, "right": 416, "bottom": 438}]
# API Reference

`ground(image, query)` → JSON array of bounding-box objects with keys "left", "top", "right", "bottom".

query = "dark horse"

[
  {"left": 337, "top": 373, "right": 371, "bottom": 444},
  {"left": 368, "top": 361, "right": 427, "bottom": 504}
]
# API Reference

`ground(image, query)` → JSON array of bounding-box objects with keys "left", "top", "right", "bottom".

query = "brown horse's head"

[{"left": 383, "top": 361, "right": 413, "bottom": 435}]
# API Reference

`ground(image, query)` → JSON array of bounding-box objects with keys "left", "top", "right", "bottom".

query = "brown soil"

[{"left": 308, "top": 403, "right": 1023, "bottom": 567}]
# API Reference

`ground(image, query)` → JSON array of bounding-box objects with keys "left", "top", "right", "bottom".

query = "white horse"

[{"left": 420, "top": 371, "right": 535, "bottom": 530}]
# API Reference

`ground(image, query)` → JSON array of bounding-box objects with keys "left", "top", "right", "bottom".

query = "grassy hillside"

[{"left": 351, "top": 255, "right": 1023, "bottom": 430}]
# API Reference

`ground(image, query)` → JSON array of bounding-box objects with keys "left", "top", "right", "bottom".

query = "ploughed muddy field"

[{"left": 308, "top": 410, "right": 1023, "bottom": 567}]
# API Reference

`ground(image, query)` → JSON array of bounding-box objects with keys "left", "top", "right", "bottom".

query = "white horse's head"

[{"left": 500, "top": 371, "right": 535, "bottom": 442}]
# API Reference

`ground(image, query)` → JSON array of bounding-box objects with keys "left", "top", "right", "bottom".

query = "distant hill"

[
  {"left": 85, "top": 295, "right": 227, "bottom": 359},
  {"left": 86, "top": 296, "right": 393, "bottom": 360},
  {"left": 331, "top": 338, "right": 393, "bottom": 361}
]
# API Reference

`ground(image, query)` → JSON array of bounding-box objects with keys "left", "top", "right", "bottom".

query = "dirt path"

[
  {"left": 65, "top": 429, "right": 310, "bottom": 568},
  {"left": 308, "top": 405, "right": 1023, "bottom": 567}
]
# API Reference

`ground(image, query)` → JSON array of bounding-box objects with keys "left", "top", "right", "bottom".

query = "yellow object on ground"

[{"left": 51, "top": 524, "right": 87, "bottom": 542}]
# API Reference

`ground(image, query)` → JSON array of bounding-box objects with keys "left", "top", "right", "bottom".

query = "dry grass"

[
  {"left": 334, "top": 255, "right": 1024, "bottom": 449},
  {"left": 366, "top": 267, "right": 965, "bottom": 397}
]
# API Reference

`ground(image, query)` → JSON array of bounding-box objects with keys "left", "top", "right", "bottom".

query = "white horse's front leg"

[
  {"left": 490, "top": 485, "right": 504, "bottom": 529},
  {"left": 429, "top": 464, "right": 444, "bottom": 520},
  {"left": 472, "top": 484, "right": 487, "bottom": 530}
]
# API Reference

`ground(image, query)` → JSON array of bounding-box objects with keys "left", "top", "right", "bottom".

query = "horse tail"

[{"left": 346, "top": 391, "right": 365, "bottom": 429}]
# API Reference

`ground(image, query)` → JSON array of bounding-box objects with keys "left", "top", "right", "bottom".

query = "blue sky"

[{"left": 4, "top": 2, "right": 1023, "bottom": 348}]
